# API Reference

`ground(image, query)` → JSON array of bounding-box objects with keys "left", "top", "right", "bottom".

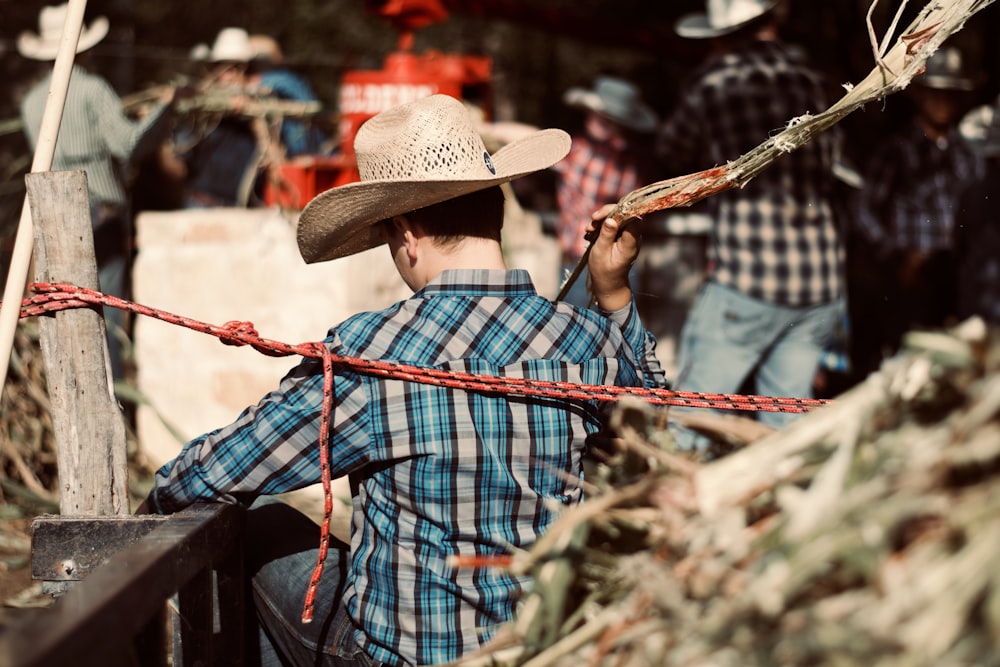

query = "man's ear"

[{"left": 394, "top": 215, "right": 422, "bottom": 261}]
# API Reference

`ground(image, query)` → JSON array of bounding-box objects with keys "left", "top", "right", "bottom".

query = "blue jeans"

[
  {"left": 243, "top": 499, "right": 382, "bottom": 667},
  {"left": 669, "top": 282, "right": 843, "bottom": 449}
]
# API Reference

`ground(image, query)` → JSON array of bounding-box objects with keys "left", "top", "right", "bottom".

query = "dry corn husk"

[{"left": 449, "top": 319, "right": 1000, "bottom": 667}]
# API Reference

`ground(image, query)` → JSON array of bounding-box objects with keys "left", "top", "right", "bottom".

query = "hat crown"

[
  {"left": 210, "top": 27, "right": 252, "bottom": 62},
  {"left": 919, "top": 46, "right": 978, "bottom": 90},
  {"left": 355, "top": 95, "right": 498, "bottom": 183},
  {"left": 38, "top": 4, "right": 70, "bottom": 40},
  {"left": 707, "top": 0, "right": 772, "bottom": 28},
  {"left": 593, "top": 76, "right": 642, "bottom": 114}
]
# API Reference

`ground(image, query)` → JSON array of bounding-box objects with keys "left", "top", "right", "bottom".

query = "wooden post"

[{"left": 26, "top": 170, "right": 129, "bottom": 516}]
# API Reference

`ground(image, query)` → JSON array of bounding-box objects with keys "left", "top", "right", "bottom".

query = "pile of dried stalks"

[
  {"left": 456, "top": 319, "right": 1000, "bottom": 667},
  {"left": 0, "top": 321, "right": 58, "bottom": 516}
]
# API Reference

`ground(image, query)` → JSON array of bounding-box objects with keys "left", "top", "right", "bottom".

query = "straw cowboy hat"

[
  {"left": 17, "top": 3, "right": 109, "bottom": 61},
  {"left": 210, "top": 27, "right": 253, "bottom": 63},
  {"left": 297, "top": 94, "right": 570, "bottom": 264},
  {"left": 675, "top": 0, "right": 778, "bottom": 39},
  {"left": 915, "top": 46, "right": 980, "bottom": 92},
  {"left": 563, "top": 76, "right": 658, "bottom": 133}
]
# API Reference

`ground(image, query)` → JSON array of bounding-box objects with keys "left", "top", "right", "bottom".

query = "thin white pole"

[{"left": 0, "top": 0, "right": 90, "bottom": 389}]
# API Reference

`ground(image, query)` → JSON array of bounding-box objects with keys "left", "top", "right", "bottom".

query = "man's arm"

[{"left": 587, "top": 205, "right": 667, "bottom": 387}]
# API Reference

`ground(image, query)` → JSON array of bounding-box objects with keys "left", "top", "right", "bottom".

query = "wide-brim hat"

[
  {"left": 675, "top": 0, "right": 778, "bottom": 39},
  {"left": 915, "top": 46, "right": 979, "bottom": 92},
  {"left": 563, "top": 75, "right": 658, "bottom": 133},
  {"left": 17, "top": 3, "right": 109, "bottom": 61},
  {"left": 297, "top": 95, "right": 570, "bottom": 264}
]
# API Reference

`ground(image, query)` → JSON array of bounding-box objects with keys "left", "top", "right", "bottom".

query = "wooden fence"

[{"left": 0, "top": 171, "right": 248, "bottom": 666}]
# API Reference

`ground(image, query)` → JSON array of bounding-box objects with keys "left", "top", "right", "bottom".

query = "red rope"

[
  {"left": 15, "top": 283, "right": 831, "bottom": 413},
  {"left": 10, "top": 282, "right": 833, "bottom": 621}
]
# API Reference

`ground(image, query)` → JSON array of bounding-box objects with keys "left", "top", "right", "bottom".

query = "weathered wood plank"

[
  {"left": 30, "top": 514, "right": 168, "bottom": 581},
  {"left": 26, "top": 170, "right": 128, "bottom": 516},
  {"left": 6, "top": 503, "right": 245, "bottom": 667}
]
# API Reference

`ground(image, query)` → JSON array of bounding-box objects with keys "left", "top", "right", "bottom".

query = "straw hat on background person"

[
  {"left": 675, "top": 0, "right": 779, "bottom": 39},
  {"left": 17, "top": 3, "right": 109, "bottom": 61},
  {"left": 563, "top": 76, "right": 658, "bottom": 134},
  {"left": 297, "top": 94, "right": 570, "bottom": 264}
]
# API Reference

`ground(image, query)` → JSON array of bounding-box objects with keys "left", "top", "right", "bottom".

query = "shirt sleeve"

[
  {"left": 599, "top": 299, "right": 668, "bottom": 389},
  {"left": 148, "top": 336, "right": 373, "bottom": 514},
  {"left": 92, "top": 77, "right": 172, "bottom": 165}
]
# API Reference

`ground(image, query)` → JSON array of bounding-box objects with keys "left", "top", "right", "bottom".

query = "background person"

[
  {"left": 656, "top": 0, "right": 845, "bottom": 449},
  {"left": 175, "top": 27, "right": 262, "bottom": 208},
  {"left": 554, "top": 75, "right": 658, "bottom": 308},
  {"left": 139, "top": 94, "right": 665, "bottom": 667},
  {"left": 18, "top": 3, "right": 179, "bottom": 382},
  {"left": 853, "top": 45, "right": 983, "bottom": 366}
]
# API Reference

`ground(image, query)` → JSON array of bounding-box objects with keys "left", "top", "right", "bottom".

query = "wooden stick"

[{"left": 0, "top": 0, "right": 90, "bottom": 400}]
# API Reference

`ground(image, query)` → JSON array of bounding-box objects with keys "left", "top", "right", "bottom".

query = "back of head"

[{"left": 405, "top": 186, "right": 506, "bottom": 247}]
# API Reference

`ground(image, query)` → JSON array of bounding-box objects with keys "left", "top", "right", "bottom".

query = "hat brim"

[
  {"left": 17, "top": 16, "right": 109, "bottom": 61},
  {"left": 674, "top": 2, "right": 777, "bottom": 39},
  {"left": 563, "top": 88, "right": 658, "bottom": 133},
  {"left": 916, "top": 75, "right": 978, "bottom": 92},
  {"left": 297, "top": 128, "right": 570, "bottom": 264}
]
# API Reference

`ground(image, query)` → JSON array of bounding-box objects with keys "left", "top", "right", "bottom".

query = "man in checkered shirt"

[
  {"left": 141, "top": 95, "right": 665, "bottom": 667},
  {"left": 657, "top": 0, "right": 845, "bottom": 449}
]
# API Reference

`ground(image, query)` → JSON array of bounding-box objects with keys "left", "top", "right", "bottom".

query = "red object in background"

[
  {"left": 336, "top": 49, "right": 492, "bottom": 185},
  {"left": 265, "top": 0, "right": 493, "bottom": 207}
]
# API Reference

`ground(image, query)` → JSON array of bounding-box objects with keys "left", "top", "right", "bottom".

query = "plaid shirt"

[
  {"left": 555, "top": 135, "right": 646, "bottom": 261},
  {"left": 149, "top": 269, "right": 664, "bottom": 667},
  {"left": 856, "top": 119, "right": 983, "bottom": 255},
  {"left": 657, "top": 40, "right": 843, "bottom": 306}
]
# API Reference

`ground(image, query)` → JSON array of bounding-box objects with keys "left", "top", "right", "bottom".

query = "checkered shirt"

[
  {"left": 555, "top": 135, "right": 646, "bottom": 261},
  {"left": 149, "top": 269, "right": 664, "bottom": 667},
  {"left": 856, "top": 119, "right": 984, "bottom": 255},
  {"left": 657, "top": 40, "right": 844, "bottom": 306}
]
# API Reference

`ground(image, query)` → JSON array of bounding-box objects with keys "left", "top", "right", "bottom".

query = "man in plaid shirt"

[
  {"left": 854, "top": 46, "right": 983, "bottom": 366},
  {"left": 141, "top": 95, "right": 664, "bottom": 666},
  {"left": 657, "top": 0, "right": 845, "bottom": 448}
]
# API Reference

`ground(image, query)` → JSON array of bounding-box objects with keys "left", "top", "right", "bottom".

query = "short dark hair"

[{"left": 404, "top": 186, "right": 505, "bottom": 249}]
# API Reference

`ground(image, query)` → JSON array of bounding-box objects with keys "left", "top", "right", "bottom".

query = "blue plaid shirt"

[{"left": 149, "top": 268, "right": 664, "bottom": 666}]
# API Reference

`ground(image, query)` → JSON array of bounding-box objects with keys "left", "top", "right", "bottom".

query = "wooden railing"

[{"left": 3, "top": 503, "right": 246, "bottom": 667}]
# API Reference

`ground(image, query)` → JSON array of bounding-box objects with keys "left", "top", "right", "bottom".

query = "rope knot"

[
  {"left": 219, "top": 320, "right": 286, "bottom": 357},
  {"left": 221, "top": 320, "right": 260, "bottom": 346}
]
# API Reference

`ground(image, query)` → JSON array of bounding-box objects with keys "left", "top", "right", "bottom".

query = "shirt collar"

[{"left": 414, "top": 268, "right": 538, "bottom": 299}]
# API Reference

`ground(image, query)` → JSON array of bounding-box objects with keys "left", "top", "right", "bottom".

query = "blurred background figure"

[
  {"left": 18, "top": 3, "right": 178, "bottom": 382},
  {"left": 175, "top": 27, "right": 262, "bottom": 208},
  {"left": 955, "top": 92, "right": 1000, "bottom": 325},
  {"left": 247, "top": 34, "right": 329, "bottom": 158},
  {"left": 657, "top": 0, "right": 845, "bottom": 449},
  {"left": 554, "top": 74, "right": 657, "bottom": 309},
  {"left": 853, "top": 45, "right": 983, "bottom": 367}
]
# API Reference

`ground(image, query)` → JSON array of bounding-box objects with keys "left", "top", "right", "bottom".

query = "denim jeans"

[
  {"left": 243, "top": 499, "right": 383, "bottom": 667},
  {"left": 669, "top": 282, "right": 844, "bottom": 450}
]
